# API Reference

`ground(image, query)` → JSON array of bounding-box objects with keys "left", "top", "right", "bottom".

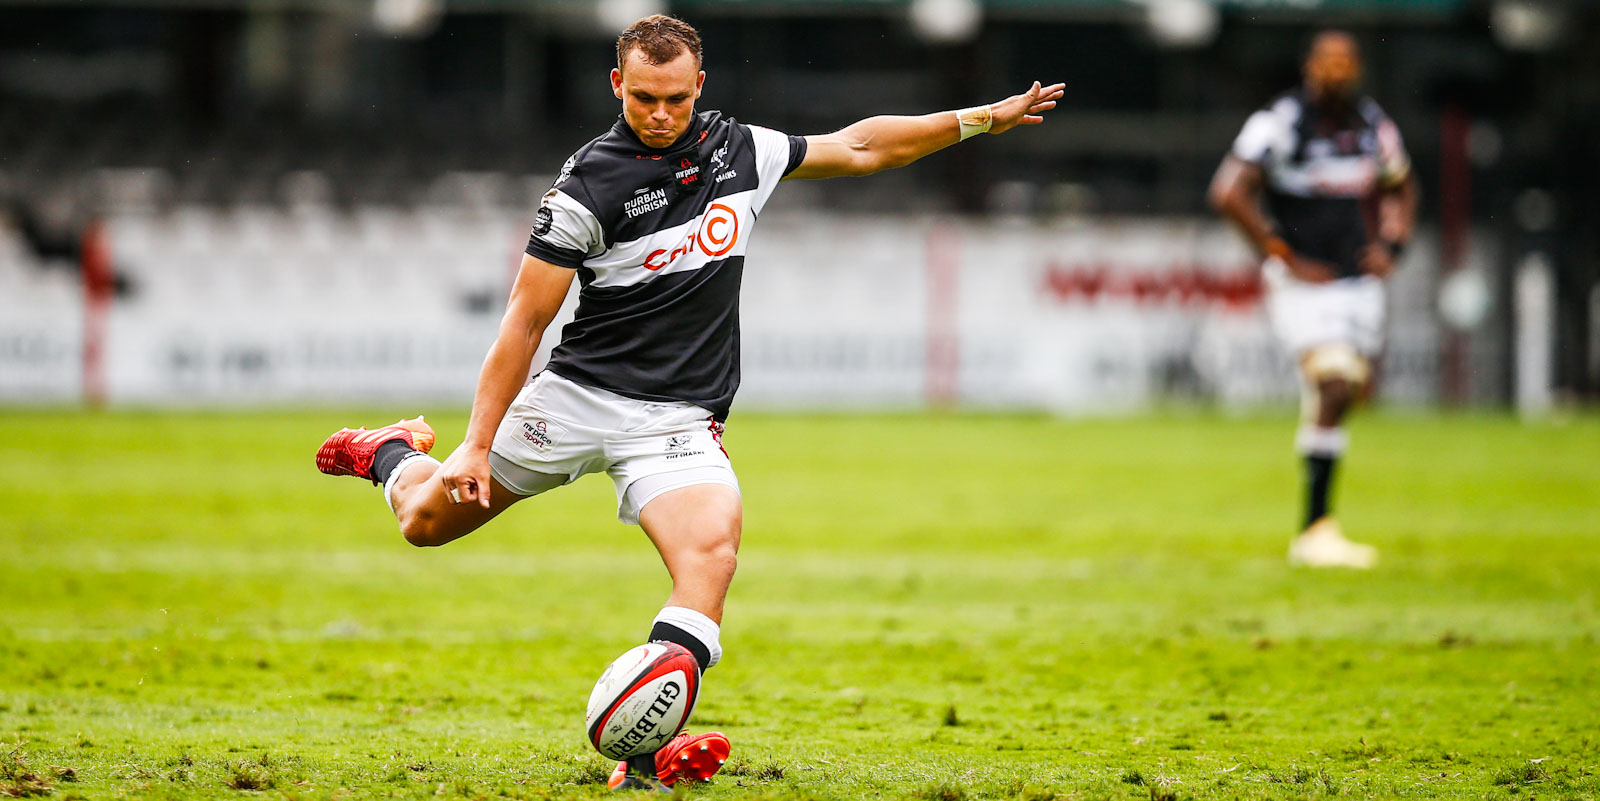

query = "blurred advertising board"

[{"left": 0, "top": 209, "right": 1454, "bottom": 411}]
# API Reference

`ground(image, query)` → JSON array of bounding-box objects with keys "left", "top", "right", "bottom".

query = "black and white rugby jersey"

[
  {"left": 1231, "top": 90, "right": 1410, "bottom": 279},
  {"left": 525, "top": 111, "right": 807, "bottom": 421}
]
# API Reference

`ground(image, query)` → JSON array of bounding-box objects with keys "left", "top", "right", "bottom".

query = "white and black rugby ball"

[{"left": 585, "top": 642, "right": 701, "bottom": 760}]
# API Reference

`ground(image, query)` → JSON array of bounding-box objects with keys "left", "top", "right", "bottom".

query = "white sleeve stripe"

[
  {"left": 746, "top": 125, "right": 795, "bottom": 215},
  {"left": 1231, "top": 110, "right": 1282, "bottom": 164},
  {"left": 536, "top": 190, "right": 604, "bottom": 256}
]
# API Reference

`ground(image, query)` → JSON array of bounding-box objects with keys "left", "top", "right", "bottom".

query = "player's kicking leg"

[
  {"left": 1287, "top": 345, "right": 1378, "bottom": 568},
  {"left": 609, "top": 483, "right": 739, "bottom": 791},
  {"left": 315, "top": 417, "right": 526, "bottom": 546}
]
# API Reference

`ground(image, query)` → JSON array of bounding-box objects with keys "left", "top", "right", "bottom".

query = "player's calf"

[{"left": 1314, "top": 378, "right": 1353, "bottom": 426}]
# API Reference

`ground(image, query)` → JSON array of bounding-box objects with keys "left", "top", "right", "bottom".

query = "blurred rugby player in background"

[{"left": 1210, "top": 30, "right": 1417, "bottom": 568}]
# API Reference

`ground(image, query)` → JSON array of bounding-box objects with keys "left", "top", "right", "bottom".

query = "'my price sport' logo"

[{"left": 644, "top": 203, "right": 739, "bottom": 272}]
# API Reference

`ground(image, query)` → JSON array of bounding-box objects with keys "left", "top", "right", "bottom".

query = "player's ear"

[
  {"left": 611, "top": 68, "right": 624, "bottom": 99},
  {"left": 695, "top": 71, "right": 705, "bottom": 98}
]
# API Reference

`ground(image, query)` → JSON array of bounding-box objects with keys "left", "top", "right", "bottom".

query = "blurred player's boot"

[
  {"left": 315, "top": 417, "right": 435, "bottom": 484},
  {"left": 607, "top": 732, "right": 731, "bottom": 790},
  {"left": 1288, "top": 517, "right": 1377, "bottom": 569}
]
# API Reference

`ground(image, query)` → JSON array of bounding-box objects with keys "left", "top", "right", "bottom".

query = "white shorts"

[
  {"left": 488, "top": 371, "right": 739, "bottom": 525},
  {"left": 1263, "top": 257, "right": 1386, "bottom": 357}
]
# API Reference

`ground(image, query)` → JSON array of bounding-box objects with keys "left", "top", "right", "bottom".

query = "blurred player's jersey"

[
  {"left": 1230, "top": 90, "right": 1410, "bottom": 278},
  {"left": 526, "top": 111, "right": 807, "bottom": 421}
]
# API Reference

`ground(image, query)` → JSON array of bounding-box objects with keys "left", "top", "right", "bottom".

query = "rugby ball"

[{"left": 585, "top": 642, "right": 701, "bottom": 760}]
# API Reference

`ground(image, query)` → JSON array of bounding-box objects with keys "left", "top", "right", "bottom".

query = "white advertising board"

[{"left": 0, "top": 209, "right": 1447, "bottom": 411}]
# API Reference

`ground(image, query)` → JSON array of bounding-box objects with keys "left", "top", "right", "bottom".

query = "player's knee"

[
  {"left": 397, "top": 505, "right": 450, "bottom": 548},
  {"left": 695, "top": 522, "right": 741, "bottom": 579},
  {"left": 1304, "top": 344, "right": 1369, "bottom": 386},
  {"left": 710, "top": 541, "right": 738, "bottom": 579}
]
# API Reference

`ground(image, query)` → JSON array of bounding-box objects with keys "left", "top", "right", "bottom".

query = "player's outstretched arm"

[
  {"left": 434, "top": 254, "right": 575, "bottom": 508},
  {"left": 785, "top": 81, "right": 1065, "bottom": 181}
]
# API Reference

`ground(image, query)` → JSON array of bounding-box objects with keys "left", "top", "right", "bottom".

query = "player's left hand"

[
  {"left": 989, "top": 81, "right": 1066, "bottom": 135},
  {"left": 1360, "top": 242, "right": 1396, "bottom": 278}
]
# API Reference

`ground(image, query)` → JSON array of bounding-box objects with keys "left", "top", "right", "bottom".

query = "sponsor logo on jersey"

[
  {"left": 643, "top": 203, "right": 740, "bottom": 272},
  {"left": 625, "top": 187, "right": 670, "bottom": 219},
  {"left": 675, "top": 157, "right": 701, "bottom": 186},
  {"left": 709, "top": 145, "right": 739, "bottom": 182},
  {"left": 531, "top": 189, "right": 560, "bottom": 236},
  {"left": 554, "top": 156, "right": 576, "bottom": 186}
]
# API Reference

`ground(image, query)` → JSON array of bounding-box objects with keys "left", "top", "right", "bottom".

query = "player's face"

[
  {"left": 1304, "top": 35, "right": 1362, "bottom": 102},
  {"left": 612, "top": 50, "right": 705, "bottom": 149}
]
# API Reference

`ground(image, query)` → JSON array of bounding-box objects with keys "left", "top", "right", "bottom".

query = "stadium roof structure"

[{"left": 0, "top": 0, "right": 1467, "bottom": 14}]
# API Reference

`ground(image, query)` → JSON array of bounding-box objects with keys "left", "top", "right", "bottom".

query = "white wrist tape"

[{"left": 956, "top": 105, "right": 993, "bottom": 141}]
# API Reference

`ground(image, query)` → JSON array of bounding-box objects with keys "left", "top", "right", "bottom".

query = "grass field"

[{"left": 1, "top": 409, "right": 1597, "bottom": 800}]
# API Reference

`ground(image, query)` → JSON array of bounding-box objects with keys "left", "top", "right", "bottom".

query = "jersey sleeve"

[
  {"left": 745, "top": 124, "right": 808, "bottom": 214},
  {"left": 1230, "top": 109, "right": 1283, "bottom": 166},
  {"left": 525, "top": 185, "right": 603, "bottom": 269}
]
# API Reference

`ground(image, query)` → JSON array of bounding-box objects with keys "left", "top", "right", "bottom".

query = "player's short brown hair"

[{"left": 616, "top": 15, "right": 702, "bottom": 72}]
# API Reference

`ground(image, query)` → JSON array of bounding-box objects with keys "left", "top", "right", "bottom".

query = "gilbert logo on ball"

[{"left": 585, "top": 642, "right": 701, "bottom": 760}]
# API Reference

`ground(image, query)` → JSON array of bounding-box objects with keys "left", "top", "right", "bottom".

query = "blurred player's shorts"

[
  {"left": 1263, "top": 257, "right": 1385, "bottom": 358},
  {"left": 489, "top": 371, "right": 738, "bottom": 525}
]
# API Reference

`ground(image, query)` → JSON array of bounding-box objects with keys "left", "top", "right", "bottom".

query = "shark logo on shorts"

[{"left": 664, "top": 434, "right": 703, "bottom": 460}]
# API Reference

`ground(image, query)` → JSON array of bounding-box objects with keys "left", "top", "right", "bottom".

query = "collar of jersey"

[
  {"left": 1296, "top": 87, "right": 1361, "bottom": 128},
  {"left": 611, "top": 110, "right": 720, "bottom": 157}
]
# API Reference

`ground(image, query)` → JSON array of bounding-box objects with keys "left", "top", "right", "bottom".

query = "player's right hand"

[
  {"left": 1286, "top": 253, "right": 1338, "bottom": 284},
  {"left": 436, "top": 446, "right": 493, "bottom": 509},
  {"left": 1359, "top": 242, "right": 1396, "bottom": 279}
]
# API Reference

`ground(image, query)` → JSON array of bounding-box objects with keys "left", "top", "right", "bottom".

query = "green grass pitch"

[{"left": 1, "top": 409, "right": 1597, "bottom": 800}]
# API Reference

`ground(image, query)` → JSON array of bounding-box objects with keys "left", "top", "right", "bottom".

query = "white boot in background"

[{"left": 1288, "top": 517, "right": 1378, "bottom": 569}]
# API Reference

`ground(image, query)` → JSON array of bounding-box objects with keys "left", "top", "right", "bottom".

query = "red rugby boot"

[
  {"left": 315, "top": 416, "right": 435, "bottom": 484},
  {"left": 607, "top": 732, "right": 731, "bottom": 790}
]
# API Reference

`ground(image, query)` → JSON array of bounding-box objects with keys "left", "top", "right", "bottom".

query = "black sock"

[
  {"left": 650, "top": 621, "right": 712, "bottom": 671},
  {"left": 371, "top": 439, "right": 418, "bottom": 486},
  {"left": 624, "top": 752, "right": 657, "bottom": 777},
  {"left": 1304, "top": 454, "right": 1338, "bottom": 529}
]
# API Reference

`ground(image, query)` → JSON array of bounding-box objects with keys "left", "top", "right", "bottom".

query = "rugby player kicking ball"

[{"left": 316, "top": 14, "right": 1063, "bottom": 791}]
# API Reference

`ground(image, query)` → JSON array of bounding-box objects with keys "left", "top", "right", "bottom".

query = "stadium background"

[{"left": 3, "top": 0, "right": 1597, "bottom": 413}]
